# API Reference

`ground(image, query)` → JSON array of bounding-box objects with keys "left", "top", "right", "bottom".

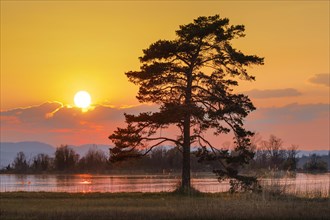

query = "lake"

[{"left": 0, "top": 173, "right": 329, "bottom": 196}]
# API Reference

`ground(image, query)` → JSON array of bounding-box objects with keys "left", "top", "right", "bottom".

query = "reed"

[{"left": 259, "top": 171, "right": 329, "bottom": 199}]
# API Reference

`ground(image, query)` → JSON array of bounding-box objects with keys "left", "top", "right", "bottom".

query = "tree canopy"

[{"left": 109, "top": 15, "right": 264, "bottom": 193}]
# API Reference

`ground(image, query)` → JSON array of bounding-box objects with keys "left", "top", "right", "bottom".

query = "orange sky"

[{"left": 0, "top": 1, "right": 329, "bottom": 150}]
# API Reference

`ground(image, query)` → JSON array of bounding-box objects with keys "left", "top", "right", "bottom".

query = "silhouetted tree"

[
  {"left": 148, "top": 148, "right": 167, "bottom": 170},
  {"left": 283, "top": 145, "right": 299, "bottom": 171},
  {"left": 12, "top": 152, "right": 29, "bottom": 173},
  {"left": 79, "top": 147, "right": 107, "bottom": 172},
  {"left": 54, "top": 145, "right": 79, "bottom": 171},
  {"left": 260, "top": 135, "right": 286, "bottom": 169},
  {"left": 109, "top": 15, "right": 263, "bottom": 193},
  {"left": 5, "top": 164, "right": 12, "bottom": 171},
  {"left": 303, "top": 154, "right": 328, "bottom": 172},
  {"left": 31, "top": 153, "right": 51, "bottom": 172},
  {"left": 252, "top": 135, "right": 299, "bottom": 171},
  {"left": 165, "top": 147, "right": 182, "bottom": 170}
]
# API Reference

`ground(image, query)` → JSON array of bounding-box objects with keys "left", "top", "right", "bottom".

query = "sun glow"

[{"left": 74, "top": 91, "right": 91, "bottom": 109}]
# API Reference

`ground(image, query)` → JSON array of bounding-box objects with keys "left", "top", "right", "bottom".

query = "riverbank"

[{"left": 0, "top": 192, "right": 329, "bottom": 220}]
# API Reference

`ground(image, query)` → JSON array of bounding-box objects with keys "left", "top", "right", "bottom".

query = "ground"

[{"left": 0, "top": 192, "right": 329, "bottom": 220}]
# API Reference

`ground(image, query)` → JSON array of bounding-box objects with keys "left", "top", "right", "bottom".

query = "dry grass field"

[{"left": 0, "top": 191, "right": 329, "bottom": 220}]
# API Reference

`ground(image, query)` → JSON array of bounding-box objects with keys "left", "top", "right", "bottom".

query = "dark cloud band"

[
  {"left": 309, "top": 73, "right": 330, "bottom": 87},
  {"left": 245, "top": 88, "right": 302, "bottom": 99}
]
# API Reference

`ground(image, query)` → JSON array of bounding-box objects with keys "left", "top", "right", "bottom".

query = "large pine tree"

[{"left": 109, "top": 15, "right": 264, "bottom": 193}]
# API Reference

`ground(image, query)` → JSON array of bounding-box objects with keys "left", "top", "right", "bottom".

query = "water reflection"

[{"left": 0, "top": 173, "right": 329, "bottom": 196}]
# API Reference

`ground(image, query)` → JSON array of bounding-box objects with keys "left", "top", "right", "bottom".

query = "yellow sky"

[{"left": 1, "top": 0, "right": 329, "bottom": 110}]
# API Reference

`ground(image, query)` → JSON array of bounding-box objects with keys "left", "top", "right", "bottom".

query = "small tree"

[
  {"left": 12, "top": 152, "right": 29, "bottom": 173},
  {"left": 165, "top": 147, "right": 182, "bottom": 170},
  {"left": 109, "top": 15, "right": 263, "bottom": 193},
  {"left": 54, "top": 145, "right": 79, "bottom": 171},
  {"left": 79, "top": 147, "right": 107, "bottom": 172},
  {"left": 283, "top": 145, "right": 299, "bottom": 171},
  {"left": 303, "top": 154, "right": 328, "bottom": 172},
  {"left": 260, "top": 135, "right": 286, "bottom": 169},
  {"left": 31, "top": 153, "right": 51, "bottom": 172}
]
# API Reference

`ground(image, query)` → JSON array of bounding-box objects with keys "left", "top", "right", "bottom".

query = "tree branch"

[
  {"left": 140, "top": 136, "right": 183, "bottom": 147},
  {"left": 195, "top": 135, "right": 227, "bottom": 170}
]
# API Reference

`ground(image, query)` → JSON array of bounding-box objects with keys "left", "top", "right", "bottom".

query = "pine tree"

[{"left": 109, "top": 15, "right": 264, "bottom": 193}]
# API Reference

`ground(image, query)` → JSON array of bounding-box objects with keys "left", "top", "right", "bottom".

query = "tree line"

[
  {"left": 2, "top": 135, "right": 328, "bottom": 174},
  {"left": 4, "top": 145, "right": 106, "bottom": 173},
  {"left": 248, "top": 135, "right": 328, "bottom": 172},
  {"left": 3, "top": 145, "right": 210, "bottom": 174}
]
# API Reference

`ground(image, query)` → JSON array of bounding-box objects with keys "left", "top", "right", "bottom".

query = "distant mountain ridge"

[
  {"left": 297, "top": 150, "right": 329, "bottom": 157},
  {"left": 0, "top": 141, "right": 328, "bottom": 169}
]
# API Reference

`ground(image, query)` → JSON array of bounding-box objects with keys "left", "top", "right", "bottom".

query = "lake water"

[{"left": 0, "top": 173, "right": 329, "bottom": 196}]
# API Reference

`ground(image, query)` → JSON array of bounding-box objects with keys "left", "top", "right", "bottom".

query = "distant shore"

[{"left": 1, "top": 170, "right": 329, "bottom": 175}]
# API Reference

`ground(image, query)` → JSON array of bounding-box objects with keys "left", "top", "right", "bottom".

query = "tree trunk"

[
  {"left": 181, "top": 68, "right": 193, "bottom": 194},
  {"left": 181, "top": 114, "right": 191, "bottom": 193}
]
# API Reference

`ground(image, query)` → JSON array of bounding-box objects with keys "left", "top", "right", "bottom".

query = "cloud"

[
  {"left": 308, "top": 73, "right": 330, "bottom": 87},
  {"left": 248, "top": 103, "right": 329, "bottom": 124},
  {"left": 245, "top": 88, "right": 302, "bottom": 99},
  {"left": 246, "top": 103, "right": 329, "bottom": 149},
  {"left": 1, "top": 102, "right": 63, "bottom": 123},
  {"left": 1, "top": 102, "right": 157, "bottom": 129},
  {"left": 1, "top": 102, "right": 329, "bottom": 150},
  {"left": 0, "top": 102, "right": 157, "bottom": 145}
]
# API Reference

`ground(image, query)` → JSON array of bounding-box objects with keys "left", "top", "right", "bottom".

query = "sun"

[{"left": 74, "top": 91, "right": 91, "bottom": 109}]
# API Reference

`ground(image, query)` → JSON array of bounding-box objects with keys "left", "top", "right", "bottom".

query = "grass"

[
  {"left": 259, "top": 171, "right": 329, "bottom": 199},
  {"left": 0, "top": 191, "right": 329, "bottom": 220}
]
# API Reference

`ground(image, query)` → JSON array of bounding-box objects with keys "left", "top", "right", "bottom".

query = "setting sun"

[{"left": 74, "top": 91, "right": 91, "bottom": 108}]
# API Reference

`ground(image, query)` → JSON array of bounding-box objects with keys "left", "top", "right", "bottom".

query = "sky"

[{"left": 0, "top": 0, "right": 329, "bottom": 150}]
